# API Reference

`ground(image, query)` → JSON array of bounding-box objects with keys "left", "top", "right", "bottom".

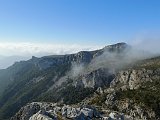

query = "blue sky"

[
  {"left": 0, "top": 0, "right": 160, "bottom": 58},
  {"left": 0, "top": 0, "right": 160, "bottom": 68},
  {"left": 0, "top": 0, "right": 160, "bottom": 45}
]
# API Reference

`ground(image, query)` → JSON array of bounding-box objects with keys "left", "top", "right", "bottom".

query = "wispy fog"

[
  {"left": 130, "top": 35, "right": 160, "bottom": 55},
  {"left": 70, "top": 38, "right": 160, "bottom": 77},
  {"left": 70, "top": 63, "right": 85, "bottom": 77}
]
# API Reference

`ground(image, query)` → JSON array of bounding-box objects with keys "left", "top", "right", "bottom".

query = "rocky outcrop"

[
  {"left": 11, "top": 102, "right": 101, "bottom": 120},
  {"left": 102, "top": 92, "right": 156, "bottom": 120},
  {"left": 29, "top": 111, "right": 56, "bottom": 120},
  {"left": 12, "top": 102, "right": 142, "bottom": 120},
  {"left": 11, "top": 102, "right": 41, "bottom": 120},
  {"left": 72, "top": 67, "right": 160, "bottom": 110},
  {"left": 74, "top": 68, "right": 115, "bottom": 88},
  {"left": 105, "top": 92, "right": 117, "bottom": 107},
  {"left": 103, "top": 42, "right": 128, "bottom": 53},
  {"left": 111, "top": 68, "right": 160, "bottom": 90}
]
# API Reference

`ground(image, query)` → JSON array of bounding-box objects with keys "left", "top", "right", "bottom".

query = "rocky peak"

[{"left": 103, "top": 42, "right": 128, "bottom": 52}]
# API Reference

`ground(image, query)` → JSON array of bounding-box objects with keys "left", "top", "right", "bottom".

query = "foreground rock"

[{"left": 11, "top": 102, "right": 139, "bottom": 120}]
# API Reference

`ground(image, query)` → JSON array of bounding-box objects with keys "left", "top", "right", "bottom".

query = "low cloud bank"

[{"left": 0, "top": 42, "right": 102, "bottom": 57}]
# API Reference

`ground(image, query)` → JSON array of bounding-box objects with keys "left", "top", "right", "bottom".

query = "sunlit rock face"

[
  {"left": 74, "top": 68, "right": 115, "bottom": 88},
  {"left": 111, "top": 68, "right": 160, "bottom": 90}
]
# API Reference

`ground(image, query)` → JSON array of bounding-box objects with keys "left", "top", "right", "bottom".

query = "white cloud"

[
  {"left": 0, "top": 42, "right": 103, "bottom": 57},
  {"left": 0, "top": 42, "right": 103, "bottom": 69}
]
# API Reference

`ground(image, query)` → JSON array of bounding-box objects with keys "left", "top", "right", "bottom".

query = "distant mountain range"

[
  {"left": 0, "top": 56, "right": 29, "bottom": 69},
  {"left": 0, "top": 43, "right": 159, "bottom": 120}
]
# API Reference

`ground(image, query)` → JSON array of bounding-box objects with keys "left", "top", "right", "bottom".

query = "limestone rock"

[
  {"left": 110, "top": 68, "right": 159, "bottom": 90},
  {"left": 105, "top": 92, "right": 117, "bottom": 107},
  {"left": 81, "top": 108, "right": 94, "bottom": 118}
]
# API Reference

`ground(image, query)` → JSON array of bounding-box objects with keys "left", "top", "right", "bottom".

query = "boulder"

[{"left": 81, "top": 108, "right": 94, "bottom": 118}]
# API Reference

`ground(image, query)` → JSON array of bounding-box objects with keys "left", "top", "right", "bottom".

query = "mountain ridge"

[{"left": 0, "top": 42, "right": 159, "bottom": 120}]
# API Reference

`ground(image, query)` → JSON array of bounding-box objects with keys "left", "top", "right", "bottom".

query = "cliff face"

[
  {"left": 0, "top": 43, "right": 159, "bottom": 120},
  {"left": 73, "top": 68, "right": 115, "bottom": 88},
  {"left": 111, "top": 68, "right": 160, "bottom": 90}
]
